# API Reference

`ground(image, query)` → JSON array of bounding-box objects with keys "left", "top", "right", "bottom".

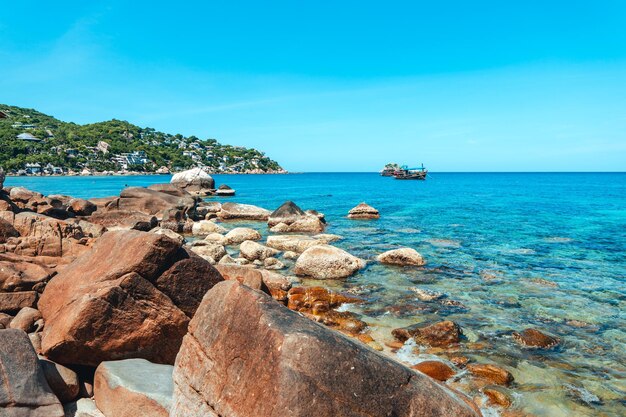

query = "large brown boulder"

[
  {"left": 68, "top": 198, "right": 97, "bottom": 216},
  {"left": 0, "top": 291, "right": 37, "bottom": 313},
  {"left": 0, "top": 329, "right": 65, "bottom": 417},
  {"left": 38, "top": 230, "right": 191, "bottom": 366},
  {"left": 10, "top": 212, "right": 87, "bottom": 258},
  {"left": 116, "top": 187, "right": 196, "bottom": 216},
  {"left": 0, "top": 255, "right": 53, "bottom": 292},
  {"left": 88, "top": 196, "right": 117, "bottom": 211},
  {"left": 170, "top": 281, "right": 480, "bottom": 417},
  {"left": 87, "top": 210, "right": 157, "bottom": 231},
  {"left": 147, "top": 183, "right": 192, "bottom": 197},
  {"left": 40, "top": 272, "right": 188, "bottom": 367},
  {"left": 0, "top": 218, "right": 19, "bottom": 243},
  {"left": 214, "top": 264, "right": 264, "bottom": 290},
  {"left": 39, "top": 357, "right": 80, "bottom": 403},
  {"left": 294, "top": 244, "right": 366, "bottom": 279},
  {"left": 155, "top": 249, "right": 224, "bottom": 317}
]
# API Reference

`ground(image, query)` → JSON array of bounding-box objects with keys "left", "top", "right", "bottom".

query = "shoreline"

[{"left": 6, "top": 171, "right": 290, "bottom": 178}]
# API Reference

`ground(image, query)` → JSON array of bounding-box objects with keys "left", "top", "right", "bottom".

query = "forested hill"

[{"left": 0, "top": 104, "right": 284, "bottom": 173}]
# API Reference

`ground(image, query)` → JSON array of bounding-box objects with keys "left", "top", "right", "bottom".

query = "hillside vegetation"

[{"left": 0, "top": 104, "right": 283, "bottom": 173}]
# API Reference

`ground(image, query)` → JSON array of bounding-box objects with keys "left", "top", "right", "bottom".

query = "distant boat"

[
  {"left": 393, "top": 164, "right": 427, "bottom": 180},
  {"left": 380, "top": 163, "right": 401, "bottom": 176}
]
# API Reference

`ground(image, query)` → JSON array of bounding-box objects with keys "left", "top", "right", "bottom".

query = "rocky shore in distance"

[{"left": 0, "top": 167, "right": 560, "bottom": 416}]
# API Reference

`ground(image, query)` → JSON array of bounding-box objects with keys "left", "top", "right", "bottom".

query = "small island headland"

[{"left": 0, "top": 104, "right": 286, "bottom": 177}]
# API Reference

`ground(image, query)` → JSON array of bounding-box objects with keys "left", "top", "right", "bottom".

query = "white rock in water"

[
  {"left": 294, "top": 244, "right": 366, "bottom": 279},
  {"left": 170, "top": 168, "right": 215, "bottom": 191},
  {"left": 377, "top": 248, "right": 425, "bottom": 266}
]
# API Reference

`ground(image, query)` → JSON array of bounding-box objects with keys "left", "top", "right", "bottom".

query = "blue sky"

[{"left": 1, "top": 1, "right": 625, "bottom": 171}]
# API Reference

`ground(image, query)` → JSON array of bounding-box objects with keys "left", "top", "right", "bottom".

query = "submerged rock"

[
  {"left": 412, "top": 361, "right": 456, "bottom": 381},
  {"left": 466, "top": 363, "right": 514, "bottom": 386},
  {"left": 348, "top": 202, "right": 380, "bottom": 219},
  {"left": 411, "top": 287, "right": 445, "bottom": 301},
  {"left": 378, "top": 248, "right": 426, "bottom": 266},
  {"left": 512, "top": 328, "right": 560, "bottom": 349},
  {"left": 294, "top": 244, "right": 366, "bottom": 279},
  {"left": 483, "top": 387, "right": 512, "bottom": 408},
  {"left": 170, "top": 280, "right": 481, "bottom": 417},
  {"left": 392, "top": 320, "right": 461, "bottom": 348}
]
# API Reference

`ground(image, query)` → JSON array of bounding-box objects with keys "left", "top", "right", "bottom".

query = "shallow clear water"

[{"left": 6, "top": 172, "right": 626, "bottom": 416}]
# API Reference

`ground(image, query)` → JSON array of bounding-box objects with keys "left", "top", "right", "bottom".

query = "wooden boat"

[{"left": 393, "top": 164, "right": 427, "bottom": 180}]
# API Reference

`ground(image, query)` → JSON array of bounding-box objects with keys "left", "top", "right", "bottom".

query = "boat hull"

[{"left": 393, "top": 171, "right": 427, "bottom": 180}]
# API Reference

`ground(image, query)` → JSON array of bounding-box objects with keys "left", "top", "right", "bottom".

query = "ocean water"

[{"left": 6, "top": 172, "right": 626, "bottom": 416}]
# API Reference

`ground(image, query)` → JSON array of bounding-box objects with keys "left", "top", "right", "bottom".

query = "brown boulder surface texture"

[
  {"left": 38, "top": 230, "right": 193, "bottom": 366},
  {"left": 393, "top": 320, "right": 461, "bottom": 347},
  {"left": 154, "top": 249, "right": 224, "bottom": 317},
  {"left": 512, "top": 328, "right": 560, "bottom": 349},
  {"left": 0, "top": 329, "right": 64, "bottom": 417},
  {"left": 109, "top": 186, "right": 196, "bottom": 218},
  {"left": 170, "top": 280, "right": 480, "bottom": 417}
]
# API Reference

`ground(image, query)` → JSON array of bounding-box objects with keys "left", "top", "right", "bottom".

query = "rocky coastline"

[{"left": 0, "top": 167, "right": 558, "bottom": 416}]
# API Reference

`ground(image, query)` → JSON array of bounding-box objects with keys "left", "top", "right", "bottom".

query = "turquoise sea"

[{"left": 6, "top": 172, "right": 626, "bottom": 416}]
